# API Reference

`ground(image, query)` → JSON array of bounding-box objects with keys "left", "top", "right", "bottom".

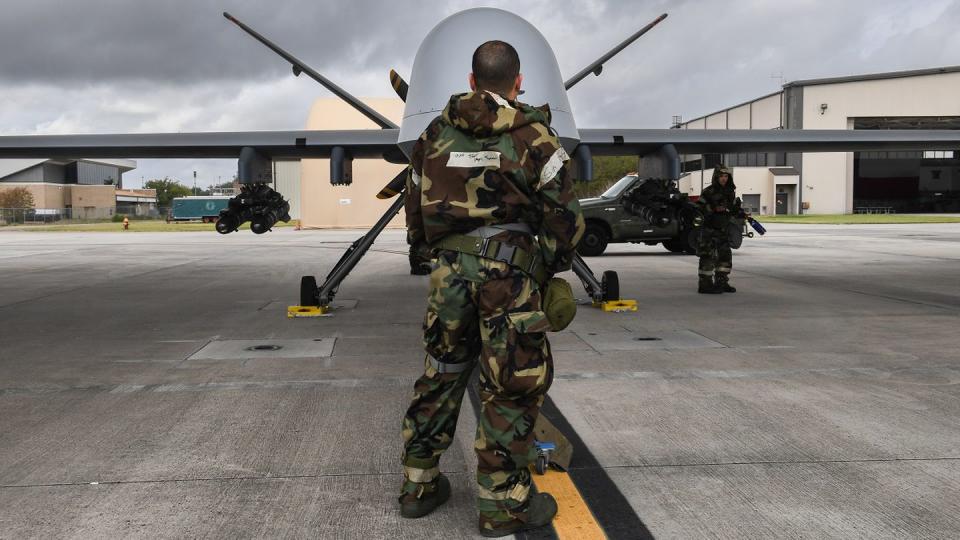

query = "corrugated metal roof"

[
  {"left": 79, "top": 158, "right": 137, "bottom": 171},
  {"left": 0, "top": 158, "right": 136, "bottom": 180},
  {"left": 0, "top": 159, "right": 46, "bottom": 178},
  {"left": 680, "top": 91, "right": 783, "bottom": 129},
  {"left": 784, "top": 65, "right": 960, "bottom": 88},
  {"left": 679, "top": 65, "right": 960, "bottom": 130}
]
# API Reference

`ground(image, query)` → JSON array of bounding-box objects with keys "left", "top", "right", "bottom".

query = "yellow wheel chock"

[
  {"left": 287, "top": 305, "right": 330, "bottom": 318},
  {"left": 593, "top": 299, "right": 638, "bottom": 312}
]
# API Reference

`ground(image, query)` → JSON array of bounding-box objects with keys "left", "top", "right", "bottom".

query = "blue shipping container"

[{"left": 170, "top": 197, "right": 230, "bottom": 222}]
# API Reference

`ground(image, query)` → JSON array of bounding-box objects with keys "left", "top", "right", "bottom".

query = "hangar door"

[{"left": 854, "top": 117, "right": 960, "bottom": 213}]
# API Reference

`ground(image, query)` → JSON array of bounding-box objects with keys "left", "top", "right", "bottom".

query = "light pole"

[{"left": 193, "top": 170, "right": 197, "bottom": 196}]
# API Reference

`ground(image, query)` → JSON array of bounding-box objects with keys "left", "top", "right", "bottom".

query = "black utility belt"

[{"left": 432, "top": 234, "right": 547, "bottom": 283}]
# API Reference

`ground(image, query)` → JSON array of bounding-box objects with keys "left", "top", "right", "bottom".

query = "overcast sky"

[{"left": 1, "top": 0, "right": 957, "bottom": 188}]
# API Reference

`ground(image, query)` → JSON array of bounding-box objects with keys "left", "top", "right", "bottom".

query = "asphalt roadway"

[{"left": 1, "top": 223, "right": 959, "bottom": 539}]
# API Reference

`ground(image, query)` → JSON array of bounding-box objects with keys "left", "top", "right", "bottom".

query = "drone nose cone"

[{"left": 399, "top": 7, "right": 578, "bottom": 158}]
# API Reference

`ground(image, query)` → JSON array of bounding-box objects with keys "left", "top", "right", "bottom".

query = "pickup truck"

[{"left": 577, "top": 174, "right": 746, "bottom": 256}]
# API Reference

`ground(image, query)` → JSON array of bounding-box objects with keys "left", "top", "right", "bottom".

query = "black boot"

[
  {"left": 399, "top": 474, "right": 451, "bottom": 518},
  {"left": 409, "top": 254, "right": 431, "bottom": 275},
  {"left": 715, "top": 274, "right": 736, "bottom": 293},
  {"left": 698, "top": 276, "right": 722, "bottom": 294},
  {"left": 479, "top": 493, "right": 558, "bottom": 537}
]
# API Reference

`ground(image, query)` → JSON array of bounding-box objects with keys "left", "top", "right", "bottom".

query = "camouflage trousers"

[
  {"left": 400, "top": 250, "right": 554, "bottom": 533},
  {"left": 697, "top": 227, "right": 732, "bottom": 278}
]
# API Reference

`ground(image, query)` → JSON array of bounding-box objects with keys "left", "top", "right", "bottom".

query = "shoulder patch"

[
  {"left": 447, "top": 151, "right": 501, "bottom": 168},
  {"left": 538, "top": 147, "right": 570, "bottom": 190}
]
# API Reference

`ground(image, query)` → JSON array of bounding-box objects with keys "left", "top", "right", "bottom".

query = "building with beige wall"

[
  {"left": 676, "top": 66, "right": 960, "bottom": 215},
  {"left": 284, "top": 97, "right": 406, "bottom": 229},
  {"left": 0, "top": 158, "right": 140, "bottom": 220}
]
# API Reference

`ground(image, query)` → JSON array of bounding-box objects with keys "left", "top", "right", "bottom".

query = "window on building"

[
  {"left": 722, "top": 152, "right": 779, "bottom": 167},
  {"left": 704, "top": 154, "right": 723, "bottom": 170},
  {"left": 923, "top": 151, "right": 955, "bottom": 159},
  {"left": 680, "top": 157, "right": 702, "bottom": 173}
]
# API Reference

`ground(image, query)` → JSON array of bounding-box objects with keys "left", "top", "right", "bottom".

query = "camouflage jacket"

[
  {"left": 697, "top": 165, "right": 741, "bottom": 228},
  {"left": 404, "top": 91, "right": 584, "bottom": 275}
]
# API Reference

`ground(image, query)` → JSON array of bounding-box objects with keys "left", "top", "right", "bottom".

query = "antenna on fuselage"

[{"left": 563, "top": 13, "right": 668, "bottom": 90}]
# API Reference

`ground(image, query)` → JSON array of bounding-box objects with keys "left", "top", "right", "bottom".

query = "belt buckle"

[
  {"left": 478, "top": 237, "right": 490, "bottom": 256},
  {"left": 526, "top": 255, "right": 539, "bottom": 274},
  {"left": 494, "top": 242, "right": 516, "bottom": 264}
]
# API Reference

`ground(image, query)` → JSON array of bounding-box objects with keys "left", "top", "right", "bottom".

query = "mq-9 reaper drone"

[{"left": 1, "top": 8, "right": 958, "bottom": 312}]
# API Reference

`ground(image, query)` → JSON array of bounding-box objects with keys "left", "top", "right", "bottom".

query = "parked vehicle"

[
  {"left": 577, "top": 174, "right": 747, "bottom": 256},
  {"left": 169, "top": 196, "right": 230, "bottom": 223}
]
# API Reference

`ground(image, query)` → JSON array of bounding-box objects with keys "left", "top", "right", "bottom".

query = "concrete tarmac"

[{"left": 1, "top": 223, "right": 958, "bottom": 538}]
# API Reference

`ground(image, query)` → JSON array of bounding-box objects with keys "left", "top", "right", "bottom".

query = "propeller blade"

[
  {"left": 223, "top": 12, "right": 398, "bottom": 130},
  {"left": 377, "top": 169, "right": 408, "bottom": 200},
  {"left": 389, "top": 69, "right": 409, "bottom": 101},
  {"left": 564, "top": 13, "right": 667, "bottom": 90},
  {"left": 376, "top": 70, "right": 412, "bottom": 199}
]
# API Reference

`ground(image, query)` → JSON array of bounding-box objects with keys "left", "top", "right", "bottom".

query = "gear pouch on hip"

[{"left": 542, "top": 277, "right": 577, "bottom": 331}]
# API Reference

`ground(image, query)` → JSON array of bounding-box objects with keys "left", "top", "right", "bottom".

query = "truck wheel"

[
  {"left": 601, "top": 270, "right": 620, "bottom": 301},
  {"left": 300, "top": 275, "right": 319, "bottom": 307},
  {"left": 727, "top": 222, "right": 744, "bottom": 249},
  {"left": 577, "top": 223, "right": 609, "bottom": 257},
  {"left": 685, "top": 229, "right": 700, "bottom": 255},
  {"left": 663, "top": 239, "right": 685, "bottom": 253}
]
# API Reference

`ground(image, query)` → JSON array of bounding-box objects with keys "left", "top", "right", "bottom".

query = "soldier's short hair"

[{"left": 472, "top": 40, "right": 520, "bottom": 94}]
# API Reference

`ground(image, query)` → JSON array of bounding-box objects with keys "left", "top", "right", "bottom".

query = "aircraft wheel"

[
  {"left": 601, "top": 270, "right": 620, "bottom": 302},
  {"left": 300, "top": 275, "right": 319, "bottom": 307},
  {"left": 577, "top": 223, "right": 608, "bottom": 257}
]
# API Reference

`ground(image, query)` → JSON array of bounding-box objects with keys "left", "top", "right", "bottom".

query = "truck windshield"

[{"left": 600, "top": 175, "right": 638, "bottom": 199}]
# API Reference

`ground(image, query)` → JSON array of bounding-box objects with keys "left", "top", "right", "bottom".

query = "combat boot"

[
  {"left": 399, "top": 474, "right": 451, "bottom": 519},
  {"left": 698, "top": 276, "right": 722, "bottom": 294},
  {"left": 479, "top": 492, "right": 558, "bottom": 538},
  {"left": 715, "top": 274, "right": 736, "bottom": 293},
  {"left": 409, "top": 254, "right": 431, "bottom": 275}
]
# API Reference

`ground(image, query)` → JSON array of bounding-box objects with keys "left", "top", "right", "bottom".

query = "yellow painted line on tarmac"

[{"left": 531, "top": 468, "right": 606, "bottom": 539}]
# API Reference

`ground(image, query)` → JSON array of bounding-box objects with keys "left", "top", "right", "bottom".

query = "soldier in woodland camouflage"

[
  {"left": 398, "top": 40, "right": 584, "bottom": 537},
  {"left": 696, "top": 165, "right": 743, "bottom": 293}
]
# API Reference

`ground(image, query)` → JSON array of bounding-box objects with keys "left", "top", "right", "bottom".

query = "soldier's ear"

[
  {"left": 514, "top": 73, "right": 523, "bottom": 94},
  {"left": 468, "top": 73, "right": 477, "bottom": 91}
]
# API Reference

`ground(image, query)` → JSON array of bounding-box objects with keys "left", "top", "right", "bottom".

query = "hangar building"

[
  {"left": 0, "top": 158, "right": 149, "bottom": 219},
  {"left": 676, "top": 66, "right": 960, "bottom": 215},
  {"left": 276, "top": 98, "right": 405, "bottom": 229}
]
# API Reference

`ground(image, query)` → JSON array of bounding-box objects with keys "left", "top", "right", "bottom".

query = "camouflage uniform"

[
  {"left": 696, "top": 165, "right": 741, "bottom": 289},
  {"left": 400, "top": 90, "right": 584, "bottom": 533}
]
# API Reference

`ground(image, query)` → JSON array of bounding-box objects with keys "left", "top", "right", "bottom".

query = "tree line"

[{"left": 144, "top": 178, "right": 237, "bottom": 206}]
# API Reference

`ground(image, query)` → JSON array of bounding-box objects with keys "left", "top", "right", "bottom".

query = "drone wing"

[
  {"left": 0, "top": 129, "right": 402, "bottom": 161},
  {"left": 578, "top": 128, "right": 960, "bottom": 155}
]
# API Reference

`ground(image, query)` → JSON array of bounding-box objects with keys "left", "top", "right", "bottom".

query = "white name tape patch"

[{"left": 447, "top": 151, "right": 501, "bottom": 168}]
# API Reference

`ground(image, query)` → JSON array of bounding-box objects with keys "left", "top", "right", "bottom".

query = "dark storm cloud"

[
  {"left": 0, "top": 0, "right": 432, "bottom": 84},
  {"left": 0, "top": 0, "right": 957, "bottom": 187}
]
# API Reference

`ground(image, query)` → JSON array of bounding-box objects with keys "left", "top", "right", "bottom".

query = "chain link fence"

[{"left": 1, "top": 207, "right": 169, "bottom": 226}]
